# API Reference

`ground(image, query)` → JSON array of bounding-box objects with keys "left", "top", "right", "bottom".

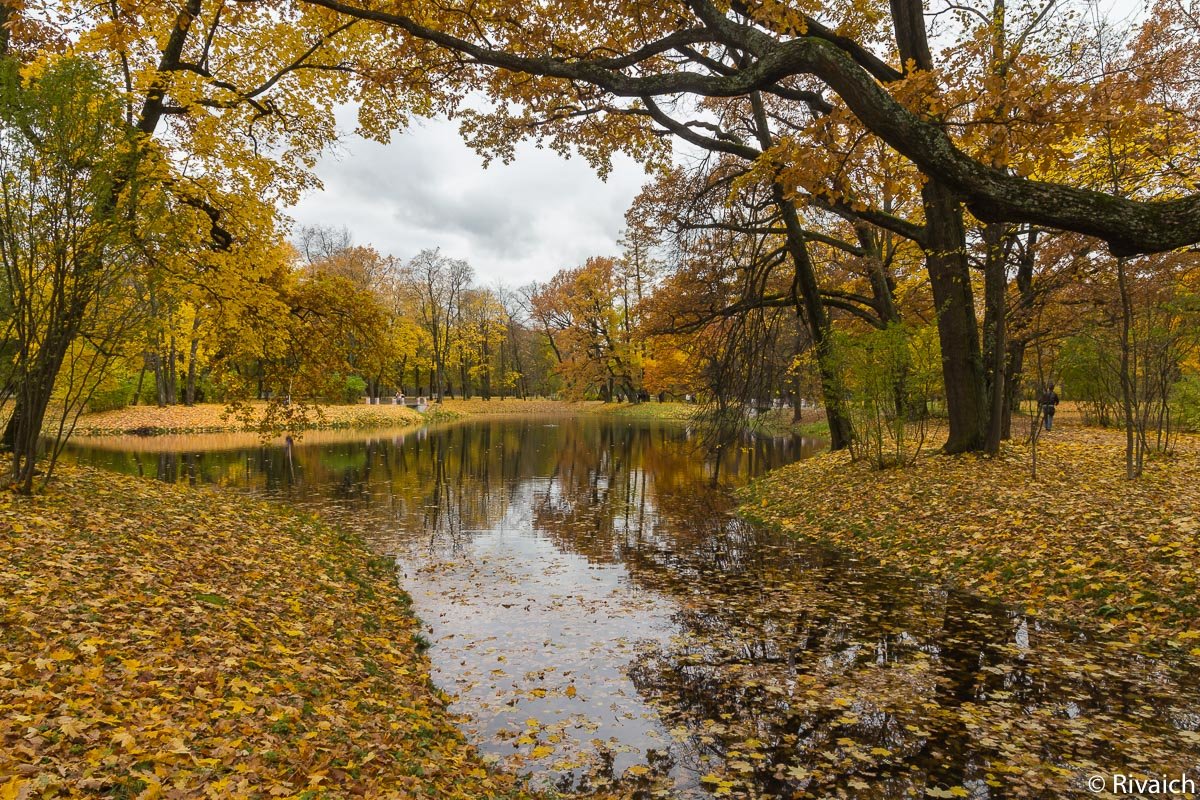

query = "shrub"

[
  {"left": 342, "top": 374, "right": 368, "bottom": 403},
  {"left": 1058, "top": 333, "right": 1121, "bottom": 427},
  {"left": 831, "top": 323, "right": 940, "bottom": 468},
  {"left": 1171, "top": 373, "right": 1200, "bottom": 433}
]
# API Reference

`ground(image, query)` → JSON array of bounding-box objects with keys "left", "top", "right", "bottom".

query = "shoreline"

[
  {"left": 69, "top": 401, "right": 425, "bottom": 437},
  {"left": 68, "top": 397, "right": 821, "bottom": 438},
  {"left": 739, "top": 424, "right": 1200, "bottom": 660},
  {"left": 0, "top": 465, "right": 530, "bottom": 798}
]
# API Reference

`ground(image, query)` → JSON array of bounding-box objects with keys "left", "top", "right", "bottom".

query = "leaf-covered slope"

[
  {"left": 0, "top": 467, "right": 528, "bottom": 799},
  {"left": 743, "top": 427, "right": 1200, "bottom": 657}
]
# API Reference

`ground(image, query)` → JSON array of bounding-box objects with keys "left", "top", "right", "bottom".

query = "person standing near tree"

[{"left": 1040, "top": 383, "right": 1060, "bottom": 432}]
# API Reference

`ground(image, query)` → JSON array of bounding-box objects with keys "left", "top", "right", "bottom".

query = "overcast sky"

[{"left": 285, "top": 113, "right": 652, "bottom": 287}]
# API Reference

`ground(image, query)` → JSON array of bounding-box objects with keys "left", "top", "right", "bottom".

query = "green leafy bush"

[
  {"left": 1058, "top": 333, "right": 1121, "bottom": 427},
  {"left": 831, "top": 323, "right": 940, "bottom": 468},
  {"left": 342, "top": 374, "right": 368, "bottom": 404},
  {"left": 1171, "top": 373, "right": 1200, "bottom": 433}
]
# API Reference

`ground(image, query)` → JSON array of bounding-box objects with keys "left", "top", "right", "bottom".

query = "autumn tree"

[
  {"left": 0, "top": 58, "right": 154, "bottom": 491},
  {"left": 0, "top": 0, "right": 461, "bottom": 468},
  {"left": 406, "top": 249, "right": 472, "bottom": 402},
  {"left": 629, "top": 132, "right": 919, "bottom": 450},
  {"left": 286, "top": 0, "right": 1200, "bottom": 454},
  {"left": 301, "top": 0, "right": 1200, "bottom": 252},
  {"left": 530, "top": 257, "right": 645, "bottom": 402},
  {"left": 451, "top": 288, "right": 505, "bottom": 399}
]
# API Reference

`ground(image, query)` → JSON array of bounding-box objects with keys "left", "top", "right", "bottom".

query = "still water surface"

[{"left": 63, "top": 417, "right": 1200, "bottom": 797}]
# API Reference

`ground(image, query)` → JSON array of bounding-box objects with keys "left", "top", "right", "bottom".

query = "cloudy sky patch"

[{"left": 286, "top": 113, "right": 650, "bottom": 286}]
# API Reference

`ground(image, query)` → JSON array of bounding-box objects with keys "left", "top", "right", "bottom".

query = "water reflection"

[{"left": 62, "top": 418, "right": 1200, "bottom": 797}]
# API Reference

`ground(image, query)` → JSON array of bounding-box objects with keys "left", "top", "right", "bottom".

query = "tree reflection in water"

[{"left": 63, "top": 418, "right": 1200, "bottom": 797}]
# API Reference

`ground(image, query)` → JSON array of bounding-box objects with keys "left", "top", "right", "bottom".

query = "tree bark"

[
  {"left": 777, "top": 192, "right": 854, "bottom": 450},
  {"left": 1116, "top": 256, "right": 1139, "bottom": 479},
  {"left": 1000, "top": 228, "right": 1037, "bottom": 439},
  {"left": 10, "top": 302, "right": 86, "bottom": 492},
  {"left": 923, "top": 180, "right": 988, "bottom": 453},
  {"left": 982, "top": 223, "right": 1008, "bottom": 454},
  {"left": 1001, "top": 339, "right": 1024, "bottom": 439},
  {"left": 891, "top": 0, "right": 987, "bottom": 453}
]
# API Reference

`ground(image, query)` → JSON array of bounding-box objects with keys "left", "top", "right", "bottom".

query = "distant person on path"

[{"left": 1040, "top": 383, "right": 1060, "bottom": 431}]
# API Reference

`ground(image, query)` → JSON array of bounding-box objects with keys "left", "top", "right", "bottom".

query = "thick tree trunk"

[
  {"left": 922, "top": 181, "right": 988, "bottom": 453},
  {"left": 982, "top": 223, "right": 1007, "bottom": 454},
  {"left": 888, "top": 0, "right": 986, "bottom": 453}
]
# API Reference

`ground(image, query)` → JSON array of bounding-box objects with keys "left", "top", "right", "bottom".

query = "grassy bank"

[
  {"left": 69, "top": 398, "right": 828, "bottom": 439},
  {"left": 587, "top": 400, "right": 697, "bottom": 422},
  {"left": 424, "top": 397, "right": 701, "bottom": 422},
  {"left": 71, "top": 398, "right": 706, "bottom": 436},
  {"left": 0, "top": 467, "right": 529, "bottom": 799},
  {"left": 742, "top": 425, "right": 1200, "bottom": 658},
  {"left": 420, "top": 397, "right": 601, "bottom": 421},
  {"left": 427, "top": 397, "right": 824, "bottom": 431},
  {"left": 749, "top": 408, "right": 829, "bottom": 437},
  {"left": 72, "top": 402, "right": 424, "bottom": 436}
]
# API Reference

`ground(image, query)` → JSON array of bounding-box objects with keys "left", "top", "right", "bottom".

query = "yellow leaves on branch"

[{"left": 0, "top": 466, "right": 528, "bottom": 799}]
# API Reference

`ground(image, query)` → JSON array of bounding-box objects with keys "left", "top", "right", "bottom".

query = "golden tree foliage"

[{"left": 531, "top": 257, "right": 646, "bottom": 401}]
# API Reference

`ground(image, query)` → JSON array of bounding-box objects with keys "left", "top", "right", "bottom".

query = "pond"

[{"left": 62, "top": 416, "right": 1200, "bottom": 798}]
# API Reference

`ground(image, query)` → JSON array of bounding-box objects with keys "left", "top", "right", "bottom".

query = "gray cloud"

[{"left": 286, "top": 114, "right": 648, "bottom": 286}]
